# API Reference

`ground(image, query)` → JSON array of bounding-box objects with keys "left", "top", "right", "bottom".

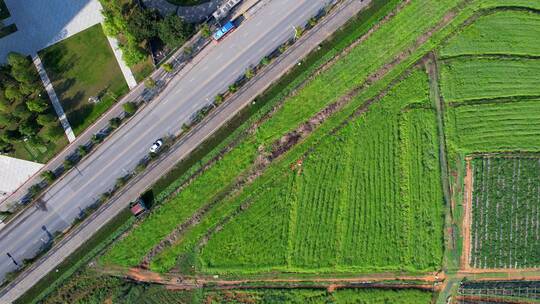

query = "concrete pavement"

[
  {"left": 32, "top": 54, "right": 77, "bottom": 143},
  {"left": 0, "top": 0, "right": 371, "bottom": 301},
  {"left": 0, "top": 0, "right": 334, "bottom": 286}
]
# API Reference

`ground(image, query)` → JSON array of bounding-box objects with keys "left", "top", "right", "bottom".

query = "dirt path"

[{"left": 461, "top": 157, "right": 473, "bottom": 271}]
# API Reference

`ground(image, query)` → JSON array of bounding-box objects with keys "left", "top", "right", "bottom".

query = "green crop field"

[
  {"left": 439, "top": 57, "right": 540, "bottom": 103},
  {"left": 439, "top": 10, "right": 540, "bottom": 58},
  {"left": 151, "top": 69, "right": 444, "bottom": 274},
  {"left": 446, "top": 100, "right": 540, "bottom": 153},
  {"left": 203, "top": 288, "right": 433, "bottom": 303},
  {"left": 102, "top": 0, "right": 460, "bottom": 269},
  {"left": 470, "top": 157, "right": 540, "bottom": 269}
]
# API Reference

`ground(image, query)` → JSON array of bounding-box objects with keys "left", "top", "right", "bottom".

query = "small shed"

[{"left": 129, "top": 199, "right": 147, "bottom": 217}]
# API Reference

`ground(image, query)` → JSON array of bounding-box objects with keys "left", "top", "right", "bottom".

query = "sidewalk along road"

[
  {"left": 0, "top": 0, "right": 373, "bottom": 300},
  {"left": 0, "top": 0, "right": 369, "bottom": 303}
]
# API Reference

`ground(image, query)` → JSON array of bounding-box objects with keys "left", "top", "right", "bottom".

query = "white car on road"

[{"left": 149, "top": 139, "right": 163, "bottom": 153}]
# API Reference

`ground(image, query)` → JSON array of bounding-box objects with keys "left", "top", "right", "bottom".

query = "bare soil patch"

[{"left": 461, "top": 157, "right": 473, "bottom": 270}]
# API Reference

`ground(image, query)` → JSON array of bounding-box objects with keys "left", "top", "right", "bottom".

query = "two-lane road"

[{"left": 0, "top": 0, "right": 333, "bottom": 284}]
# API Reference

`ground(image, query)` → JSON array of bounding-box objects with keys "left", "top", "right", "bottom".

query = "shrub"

[
  {"left": 63, "top": 159, "right": 74, "bottom": 170},
  {"left": 162, "top": 63, "right": 173, "bottom": 73},
  {"left": 123, "top": 102, "right": 137, "bottom": 116},
  {"left": 41, "top": 170, "right": 56, "bottom": 183},
  {"left": 214, "top": 94, "right": 224, "bottom": 105},
  {"left": 200, "top": 23, "right": 211, "bottom": 38},
  {"left": 145, "top": 78, "right": 156, "bottom": 89},
  {"left": 109, "top": 117, "right": 121, "bottom": 129},
  {"left": 228, "top": 84, "right": 238, "bottom": 94},
  {"left": 77, "top": 145, "right": 89, "bottom": 157}
]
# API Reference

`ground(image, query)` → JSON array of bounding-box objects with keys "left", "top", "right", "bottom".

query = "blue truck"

[{"left": 213, "top": 21, "right": 236, "bottom": 41}]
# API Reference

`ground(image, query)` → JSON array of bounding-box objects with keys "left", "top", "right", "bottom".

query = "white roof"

[{"left": 0, "top": 155, "right": 43, "bottom": 196}]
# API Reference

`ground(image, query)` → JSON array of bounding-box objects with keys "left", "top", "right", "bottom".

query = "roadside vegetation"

[
  {"left": 99, "top": 0, "right": 194, "bottom": 79},
  {"left": 39, "top": 24, "right": 129, "bottom": 135},
  {"left": 0, "top": 52, "right": 67, "bottom": 162}
]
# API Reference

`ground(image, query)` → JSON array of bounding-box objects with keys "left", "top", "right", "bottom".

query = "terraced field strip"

[
  {"left": 447, "top": 99, "right": 540, "bottom": 153},
  {"left": 439, "top": 8, "right": 540, "bottom": 58},
  {"left": 440, "top": 57, "right": 540, "bottom": 103}
]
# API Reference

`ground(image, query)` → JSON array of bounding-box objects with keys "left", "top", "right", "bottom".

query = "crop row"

[
  {"left": 470, "top": 157, "right": 540, "bottom": 268},
  {"left": 439, "top": 9, "right": 540, "bottom": 58},
  {"left": 440, "top": 57, "right": 540, "bottom": 103},
  {"left": 447, "top": 99, "right": 540, "bottom": 153}
]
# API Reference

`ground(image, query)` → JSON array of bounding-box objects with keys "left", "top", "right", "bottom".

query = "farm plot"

[
  {"left": 439, "top": 57, "right": 540, "bottom": 103},
  {"left": 446, "top": 99, "right": 540, "bottom": 153},
  {"left": 202, "top": 288, "right": 433, "bottom": 304},
  {"left": 189, "top": 69, "right": 444, "bottom": 274},
  {"left": 103, "top": 0, "right": 461, "bottom": 269},
  {"left": 439, "top": 9, "right": 540, "bottom": 58},
  {"left": 469, "top": 157, "right": 540, "bottom": 269}
]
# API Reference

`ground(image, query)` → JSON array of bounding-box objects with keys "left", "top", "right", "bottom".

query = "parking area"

[{"left": 0, "top": 0, "right": 103, "bottom": 62}]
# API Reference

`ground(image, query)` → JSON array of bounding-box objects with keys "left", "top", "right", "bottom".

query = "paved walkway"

[
  {"left": 142, "top": 0, "right": 222, "bottom": 23},
  {"left": 32, "top": 55, "right": 76, "bottom": 143},
  {"left": 106, "top": 36, "right": 138, "bottom": 89}
]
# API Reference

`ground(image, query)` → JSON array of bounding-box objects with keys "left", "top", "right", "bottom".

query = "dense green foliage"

[
  {"left": 103, "top": 0, "right": 460, "bottom": 270},
  {"left": 470, "top": 157, "right": 540, "bottom": 268},
  {"left": 99, "top": 0, "right": 193, "bottom": 66},
  {"left": 203, "top": 289, "right": 433, "bottom": 304},
  {"left": 439, "top": 10, "right": 540, "bottom": 57},
  {"left": 440, "top": 57, "right": 540, "bottom": 103},
  {"left": 446, "top": 99, "right": 540, "bottom": 153},
  {"left": 39, "top": 24, "right": 129, "bottom": 135},
  {"left": 194, "top": 69, "right": 444, "bottom": 274},
  {"left": 0, "top": 52, "right": 66, "bottom": 160}
]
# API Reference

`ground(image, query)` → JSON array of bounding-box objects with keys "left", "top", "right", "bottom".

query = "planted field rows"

[
  {"left": 193, "top": 69, "right": 444, "bottom": 274},
  {"left": 470, "top": 157, "right": 540, "bottom": 269},
  {"left": 440, "top": 57, "right": 540, "bottom": 103},
  {"left": 103, "top": 0, "right": 461, "bottom": 269},
  {"left": 447, "top": 99, "right": 540, "bottom": 153},
  {"left": 439, "top": 9, "right": 540, "bottom": 58}
]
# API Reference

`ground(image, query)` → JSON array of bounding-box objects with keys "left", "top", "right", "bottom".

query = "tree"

[
  {"left": 0, "top": 113, "right": 12, "bottom": 127},
  {"left": 245, "top": 67, "right": 255, "bottom": 79},
  {"left": 127, "top": 7, "right": 159, "bottom": 41},
  {"left": 228, "top": 84, "right": 238, "bottom": 94},
  {"left": 145, "top": 78, "right": 156, "bottom": 89},
  {"left": 41, "top": 170, "right": 56, "bottom": 183},
  {"left": 12, "top": 103, "right": 32, "bottom": 120},
  {"left": 214, "top": 94, "right": 224, "bottom": 105},
  {"left": 200, "top": 23, "right": 211, "bottom": 38},
  {"left": 158, "top": 14, "right": 193, "bottom": 46},
  {"left": 42, "top": 125, "right": 64, "bottom": 141},
  {"left": 19, "top": 119, "right": 39, "bottom": 137},
  {"left": 123, "top": 102, "right": 137, "bottom": 116},
  {"left": 4, "top": 85, "right": 23, "bottom": 102},
  {"left": 37, "top": 113, "right": 57, "bottom": 126},
  {"left": 77, "top": 145, "right": 88, "bottom": 157},
  {"left": 63, "top": 159, "right": 73, "bottom": 170},
  {"left": 7, "top": 52, "right": 37, "bottom": 85},
  {"left": 0, "top": 139, "right": 13, "bottom": 153},
  {"left": 26, "top": 98, "right": 49, "bottom": 113},
  {"left": 109, "top": 117, "right": 121, "bottom": 129},
  {"left": 120, "top": 39, "right": 147, "bottom": 67},
  {"left": 162, "top": 63, "right": 173, "bottom": 73}
]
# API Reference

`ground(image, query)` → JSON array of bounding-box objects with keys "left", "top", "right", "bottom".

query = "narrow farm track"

[
  {"left": 99, "top": 266, "right": 444, "bottom": 291},
  {"left": 461, "top": 157, "right": 474, "bottom": 270}
]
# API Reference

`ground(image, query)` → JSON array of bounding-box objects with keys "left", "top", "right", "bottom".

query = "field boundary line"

[{"left": 461, "top": 157, "right": 473, "bottom": 271}]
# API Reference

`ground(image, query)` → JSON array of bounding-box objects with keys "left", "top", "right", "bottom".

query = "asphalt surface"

[
  {"left": 0, "top": 0, "right": 333, "bottom": 288},
  {"left": 0, "top": 0, "right": 373, "bottom": 301}
]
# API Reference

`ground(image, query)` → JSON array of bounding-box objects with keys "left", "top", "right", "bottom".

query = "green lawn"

[{"left": 39, "top": 24, "right": 129, "bottom": 135}]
